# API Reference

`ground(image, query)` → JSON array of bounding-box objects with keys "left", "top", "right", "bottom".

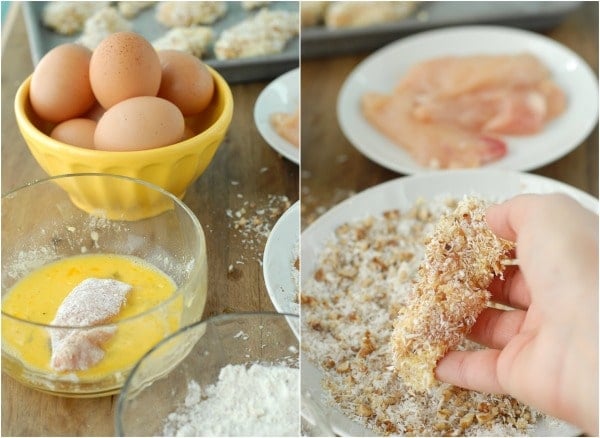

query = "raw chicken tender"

[
  {"left": 271, "top": 108, "right": 299, "bottom": 148},
  {"left": 49, "top": 278, "right": 132, "bottom": 371},
  {"left": 362, "top": 53, "right": 566, "bottom": 168},
  {"left": 363, "top": 90, "right": 507, "bottom": 168}
]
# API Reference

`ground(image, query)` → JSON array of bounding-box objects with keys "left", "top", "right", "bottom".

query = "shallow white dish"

[
  {"left": 337, "top": 25, "right": 599, "bottom": 174},
  {"left": 254, "top": 68, "right": 300, "bottom": 164},
  {"left": 263, "top": 200, "right": 299, "bottom": 319},
  {"left": 301, "top": 169, "right": 597, "bottom": 436}
]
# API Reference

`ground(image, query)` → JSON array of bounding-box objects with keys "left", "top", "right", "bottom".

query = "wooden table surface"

[
  {"left": 1, "top": 4, "right": 298, "bottom": 436},
  {"left": 301, "top": 2, "right": 599, "bottom": 228}
]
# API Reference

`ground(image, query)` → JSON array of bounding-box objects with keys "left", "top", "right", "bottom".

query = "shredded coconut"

[
  {"left": 300, "top": 176, "right": 356, "bottom": 229},
  {"left": 391, "top": 197, "right": 514, "bottom": 391},
  {"left": 301, "top": 195, "right": 570, "bottom": 436},
  {"left": 227, "top": 194, "right": 291, "bottom": 267},
  {"left": 162, "top": 363, "right": 299, "bottom": 436},
  {"left": 76, "top": 6, "right": 133, "bottom": 50},
  {"left": 155, "top": 1, "right": 228, "bottom": 27},
  {"left": 214, "top": 8, "right": 299, "bottom": 60},
  {"left": 152, "top": 26, "right": 214, "bottom": 58},
  {"left": 42, "top": 1, "right": 108, "bottom": 35},
  {"left": 233, "top": 330, "right": 249, "bottom": 340}
]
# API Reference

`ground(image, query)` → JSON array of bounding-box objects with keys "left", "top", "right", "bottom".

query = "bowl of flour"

[{"left": 115, "top": 312, "right": 299, "bottom": 436}]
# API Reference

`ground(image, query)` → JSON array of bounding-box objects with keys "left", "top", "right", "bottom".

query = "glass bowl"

[
  {"left": 1, "top": 174, "right": 207, "bottom": 397},
  {"left": 116, "top": 312, "right": 300, "bottom": 436}
]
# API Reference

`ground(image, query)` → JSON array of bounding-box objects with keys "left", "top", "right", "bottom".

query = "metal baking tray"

[
  {"left": 301, "top": 1, "right": 582, "bottom": 59},
  {"left": 22, "top": 1, "right": 299, "bottom": 84}
]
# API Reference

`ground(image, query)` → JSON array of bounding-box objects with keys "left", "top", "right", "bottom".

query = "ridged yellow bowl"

[{"left": 14, "top": 66, "right": 233, "bottom": 218}]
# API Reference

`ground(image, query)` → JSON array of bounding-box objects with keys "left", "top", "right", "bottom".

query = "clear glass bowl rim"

[
  {"left": 1, "top": 172, "right": 206, "bottom": 329},
  {"left": 114, "top": 311, "right": 300, "bottom": 436}
]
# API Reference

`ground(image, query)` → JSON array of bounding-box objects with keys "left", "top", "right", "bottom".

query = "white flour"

[{"left": 163, "top": 363, "right": 299, "bottom": 436}]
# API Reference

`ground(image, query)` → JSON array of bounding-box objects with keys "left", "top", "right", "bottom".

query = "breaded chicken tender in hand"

[{"left": 391, "top": 196, "right": 514, "bottom": 391}]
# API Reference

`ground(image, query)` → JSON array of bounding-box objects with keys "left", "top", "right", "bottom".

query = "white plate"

[
  {"left": 263, "top": 200, "right": 300, "bottom": 319},
  {"left": 337, "top": 25, "right": 599, "bottom": 174},
  {"left": 254, "top": 68, "right": 300, "bottom": 164},
  {"left": 301, "top": 169, "right": 597, "bottom": 436}
]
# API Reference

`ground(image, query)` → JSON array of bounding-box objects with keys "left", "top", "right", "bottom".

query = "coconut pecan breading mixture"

[
  {"left": 391, "top": 197, "right": 514, "bottom": 391},
  {"left": 301, "top": 196, "right": 570, "bottom": 436}
]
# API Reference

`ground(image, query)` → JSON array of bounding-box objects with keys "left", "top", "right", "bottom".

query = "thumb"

[{"left": 435, "top": 349, "right": 504, "bottom": 394}]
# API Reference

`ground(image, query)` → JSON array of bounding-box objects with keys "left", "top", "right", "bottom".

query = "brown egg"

[
  {"left": 30, "top": 44, "right": 95, "bottom": 123},
  {"left": 89, "top": 32, "right": 162, "bottom": 109},
  {"left": 181, "top": 125, "right": 196, "bottom": 141},
  {"left": 157, "top": 50, "right": 214, "bottom": 116},
  {"left": 84, "top": 101, "right": 106, "bottom": 121},
  {"left": 94, "top": 96, "right": 184, "bottom": 151},
  {"left": 50, "top": 118, "right": 97, "bottom": 149}
]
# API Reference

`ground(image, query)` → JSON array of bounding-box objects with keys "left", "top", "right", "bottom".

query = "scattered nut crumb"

[
  {"left": 302, "top": 195, "right": 566, "bottom": 436},
  {"left": 226, "top": 194, "right": 292, "bottom": 266}
]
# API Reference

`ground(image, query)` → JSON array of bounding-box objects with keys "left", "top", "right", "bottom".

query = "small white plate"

[
  {"left": 263, "top": 200, "right": 300, "bottom": 318},
  {"left": 301, "top": 169, "right": 597, "bottom": 436},
  {"left": 337, "top": 25, "right": 599, "bottom": 174},
  {"left": 254, "top": 68, "right": 300, "bottom": 164}
]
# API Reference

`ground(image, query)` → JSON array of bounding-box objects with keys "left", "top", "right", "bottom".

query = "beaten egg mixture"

[{"left": 2, "top": 254, "right": 180, "bottom": 380}]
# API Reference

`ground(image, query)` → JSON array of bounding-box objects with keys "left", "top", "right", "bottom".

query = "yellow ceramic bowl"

[{"left": 14, "top": 66, "right": 233, "bottom": 216}]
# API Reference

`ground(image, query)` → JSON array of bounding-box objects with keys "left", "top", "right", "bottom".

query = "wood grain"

[
  {"left": 301, "top": 2, "right": 599, "bottom": 228},
  {"left": 1, "top": 1, "right": 598, "bottom": 436},
  {"left": 1, "top": 4, "right": 298, "bottom": 435}
]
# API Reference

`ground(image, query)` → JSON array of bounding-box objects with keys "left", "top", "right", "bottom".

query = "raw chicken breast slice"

[
  {"left": 361, "top": 53, "right": 566, "bottom": 168},
  {"left": 396, "top": 53, "right": 551, "bottom": 98},
  {"left": 271, "top": 109, "right": 300, "bottom": 148},
  {"left": 49, "top": 278, "right": 132, "bottom": 372},
  {"left": 413, "top": 86, "right": 553, "bottom": 135},
  {"left": 362, "top": 91, "right": 507, "bottom": 168}
]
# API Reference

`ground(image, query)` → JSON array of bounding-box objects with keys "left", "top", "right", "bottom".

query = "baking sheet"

[
  {"left": 301, "top": 1, "right": 582, "bottom": 58},
  {"left": 22, "top": 1, "right": 299, "bottom": 84}
]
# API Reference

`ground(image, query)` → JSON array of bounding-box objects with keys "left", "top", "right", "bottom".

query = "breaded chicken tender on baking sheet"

[
  {"left": 117, "top": 1, "right": 155, "bottom": 19},
  {"left": 325, "top": 1, "right": 418, "bottom": 29},
  {"left": 42, "top": 1, "right": 108, "bottom": 35},
  {"left": 76, "top": 6, "right": 132, "bottom": 50},
  {"left": 152, "top": 26, "right": 214, "bottom": 58},
  {"left": 155, "top": 1, "right": 228, "bottom": 27},
  {"left": 214, "top": 8, "right": 299, "bottom": 60},
  {"left": 391, "top": 196, "right": 514, "bottom": 391}
]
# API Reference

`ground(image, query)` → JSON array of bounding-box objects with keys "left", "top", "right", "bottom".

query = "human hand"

[{"left": 435, "top": 193, "right": 598, "bottom": 435}]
